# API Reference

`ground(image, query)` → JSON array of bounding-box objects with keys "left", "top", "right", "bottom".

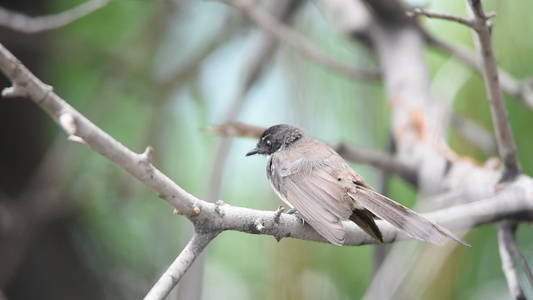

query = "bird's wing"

[{"left": 269, "top": 154, "right": 354, "bottom": 246}]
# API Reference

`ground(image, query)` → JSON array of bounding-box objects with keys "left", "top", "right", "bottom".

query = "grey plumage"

[{"left": 247, "top": 124, "right": 468, "bottom": 246}]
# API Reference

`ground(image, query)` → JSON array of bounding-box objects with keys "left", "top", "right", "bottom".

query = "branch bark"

[
  {"left": 467, "top": 0, "right": 520, "bottom": 180},
  {"left": 407, "top": 8, "right": 475, "bottom": 27},
  {"left": 0, "top": 42, "right": 199, "bottom": 218},
  {"left": 497, "top": 220, "right": 526, "bottom": 300},
  {"left": 144, "top": 232, "right": 218, "bottom": 300},
  {"left": 422, "top": 19, "right": 533, "bottom": 111}
]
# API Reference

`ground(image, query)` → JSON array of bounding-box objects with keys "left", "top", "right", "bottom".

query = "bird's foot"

[{"left": 286, "top": 208, "right": 305, "bottom": 225}]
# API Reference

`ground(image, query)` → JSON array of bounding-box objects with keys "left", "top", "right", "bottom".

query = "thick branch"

[
  {"left": 211, "top": 183, "right": 533, "bottom": 246},
  {"left": 220, "top": 0, "right": 380, "bottom": 81},
  {"left": 468, "top": 0, "right": 520, "bottom": 179},
  {"left": 0, "top": 0, "right": 114, "bottom": 34},
  {"left": 144, "top": 232, "right": 218, "bottom": 300}
]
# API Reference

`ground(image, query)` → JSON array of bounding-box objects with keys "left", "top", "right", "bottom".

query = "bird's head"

[{"left": 246, "top": 124, "right": 304, "bottom": 156}]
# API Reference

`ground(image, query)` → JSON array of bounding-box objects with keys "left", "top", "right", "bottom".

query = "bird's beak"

[{"left": 246, "top": 148, "right": 260, "bottom": 156}]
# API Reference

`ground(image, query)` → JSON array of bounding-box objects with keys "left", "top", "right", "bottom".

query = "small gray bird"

[{"left": 246, "top": 124, "right": 468, "bottom": 246}]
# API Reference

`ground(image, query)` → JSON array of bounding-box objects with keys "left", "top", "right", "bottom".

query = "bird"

[{"left": 246, "top": 124, "right": 468, "bottom": 246}]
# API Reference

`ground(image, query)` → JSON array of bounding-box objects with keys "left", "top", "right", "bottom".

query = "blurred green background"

[{"left": 1, "top": 0, "right": 532, "bottom": 299}]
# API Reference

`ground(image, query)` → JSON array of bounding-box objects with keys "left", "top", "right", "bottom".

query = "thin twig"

[
  {"left": 497, "top": 220, "right": 526, "bottom": 300},
  {"left": 220, "top": 0, "right": 380, "bottom": 81},
  {"left": 205, "top": 123, "right": 417, "bottom": 184},
  {"left": 202, "top": 122, "right": 265, "bottom": 139},
  {"left": 333, "top": 142, "right": 418, "bottom": 185},
  {"left": 467, "top": 0, "right": 520, "bottom": 180},
  {"left": 144, "top": 232, "right": 218, "bottom": 300},
  {"left": 0, "top": 0, "right": 115, "bottom": 34},
  {"left": 407, "top": 8, "right": 474, "bottom": 27},
  {"left": 425, "top": 32, "right": 533, "bottom": 111},
  {"left": 450, "top": 112, "right": 497, "bottom": 154}
]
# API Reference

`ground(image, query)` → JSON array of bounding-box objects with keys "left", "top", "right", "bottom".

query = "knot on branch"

[
  {"left": 2, "top": 84, "right": 28, "bottom": 98},
  {"left": 138, "top": 146, "right": 155, "bottom": 177},
  {"left": 59, "top": 112, "right": 87, "bottom": 144},
  {"left": 215, "top": 200, "right": 226, "bottom": 217},
  {"left": 252, "top": 219, "right": 265, "bottom": 233}
]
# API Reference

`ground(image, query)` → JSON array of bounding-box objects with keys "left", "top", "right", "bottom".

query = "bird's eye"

[{"left": 266, "top": 139, "right": 272, "bottom": 148}]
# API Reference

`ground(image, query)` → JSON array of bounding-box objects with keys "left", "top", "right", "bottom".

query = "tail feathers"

[
  {"left": 349, "top": 210, "right": 384, "bottom": 243},
  {"left": 350, "top": 188, "right": 469, "bottom": 246}
]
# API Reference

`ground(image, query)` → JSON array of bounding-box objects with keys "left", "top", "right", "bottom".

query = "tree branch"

[
  {"left": 144, "top": 232, "right": 218, "bottom": 300},
  {"left": 0, "top": 0, "right": 115, "bottom": 34},
  {"left": 220, "top": 0, "right": 380, "bottom": 81},
  {"left": 406, "top": 8, "right": 475, "bottom": 28},
  {"left": 497, "top": 220, "right": 526, "bottom": 300},
  {"left": 205, "top": 122, "right": 418, "bottom": 184},
  {"left": 333, "top": 142, "right": 417, "bottom": 185},
  {"left": 467, "top": 0, "right": 520, "bottom": 180},
  {"left": 450, "top": 111, "right": 498, "bottom": 154},
  {"left": 422, "top": 20, "right": 533, "bottom": 111},
  {"left": 0, "top": 42, "right": 199, "bottom": 217}
]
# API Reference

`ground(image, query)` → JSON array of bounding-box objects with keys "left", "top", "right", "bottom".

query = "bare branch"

[
  {"left": 450, "top": 112, "right": 498, "bottom": 154},
  {"left": 425, "top": 32, "right": 533, "bottom": 111},
  {"left": 220, "top": 0, "right": 380, "bottom": 81},
  {"left": 202, "top": 122, "right": 265, "bottom": 139},
  {"left": 215, "top": 183, "right": 533, "bottom": 246},
  {"left": 205, "top": 122, "right": 417, "bottom": 184},
  {"left": 0, "top": 0, "right": 115, "bottom": 34},
  {"left": 407, "top": 8, "right": 474, "bottom": 28},
  {"left": 144, "top": 232, "right": 218, "bottom": 300},
  {"left": 412, "top": 6, "right": 533, "bottom": 113},
  {"left": 0, "top": 42, "right": 200, "bottom": 217},
  {"left": 333, "top": 142, "right": 417, "bottom": 185},
  {"left": 467, "top": 0, "right": 521, "bottom": 180},
  {"left": 497, "top": 220, "right": 526, "bottom": 300}
]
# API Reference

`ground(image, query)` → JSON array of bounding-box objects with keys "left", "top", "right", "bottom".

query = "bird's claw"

[{"left": 286, "top": 208, "right": 305, "bottom": 225}]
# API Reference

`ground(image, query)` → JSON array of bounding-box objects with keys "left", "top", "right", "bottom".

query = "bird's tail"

[{"left": 350, "top": 188, "right": 469, "bottom": 246}]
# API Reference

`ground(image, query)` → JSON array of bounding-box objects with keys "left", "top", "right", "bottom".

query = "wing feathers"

[
  {"left": 349, "top": 187, "right": 469, "bottom": 246},
  {"left": 283, "top": 175, "right": 346, "bottom": 245}
]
